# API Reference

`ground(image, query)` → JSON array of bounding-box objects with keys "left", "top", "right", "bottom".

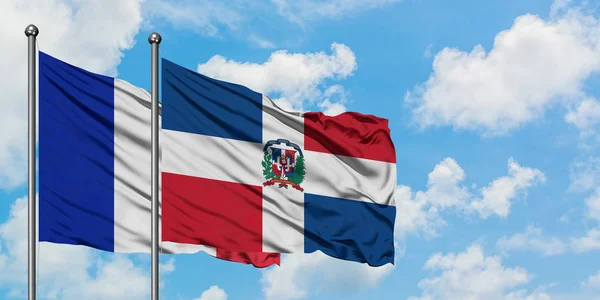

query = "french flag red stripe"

[{"left": 303, "top": 112, "right": 396, "bottom": 163}]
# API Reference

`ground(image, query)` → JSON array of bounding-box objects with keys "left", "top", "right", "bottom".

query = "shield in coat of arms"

[{"left": 262, "top": 139, "right": 305, "bottom": 192}]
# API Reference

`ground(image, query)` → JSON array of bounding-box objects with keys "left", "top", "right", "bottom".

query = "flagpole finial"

[
  {"left": 148, "top": 32, "right": 162, "bottom": 44},
  {"left": 24, "top": 24, "right": 39, "bottom": 37}
]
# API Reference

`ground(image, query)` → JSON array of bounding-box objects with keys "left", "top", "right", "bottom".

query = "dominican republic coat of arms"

[{"left": 262, "top": 139, "right": 305, "bottom": 192}]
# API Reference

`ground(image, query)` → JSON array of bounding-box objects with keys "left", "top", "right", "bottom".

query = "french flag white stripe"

[{"left": 113, "top": 78, "right": 214, "bottom": 254}]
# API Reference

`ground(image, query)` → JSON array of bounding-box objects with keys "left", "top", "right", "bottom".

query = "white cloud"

[
  {"left": 0, "top": 196, "right": 152, "bottom": 299},
  {"left": 568, "top": 180, "right": 600, "bottom": 255},
  {"left": 560, "top": 213, "right": 571, "bottom": 223},
  {"left": 406, "top": 5, "right": 600, "bottom": 136},
  {"left": 394, "top": 158, "right": 469, "bottom": 237},
  {"left": 248, "top": 35, "right": 277, "bottom": 49},
  {"left": 469, "top": 158, "right": 546, "bottom": 219},
  {"left": 496, "top": 225, "right": 566, "bottom": 257},
  {"left": 260, "top": 251, "right": 394, "bottom": 300},
  {"left": 0, "top": 0, "right": 144, "bottom": 189},
  {"left": 394, "top": 184, "right": 445, "bottom": 238},
  {"left": 585, "top": 188, "right": 600, "bottom": 222},
  {"left": 565, "top": 98, "right": 600, "bottom": 137},
  {"left": 550, "top": 0, "right": 574, "bottom": 17},
  {"left": 143, "top": 0, "right": 396, "bottom": 46},
  {"left": 317, "top": 85, "right": 348, "bottom": 116},
  {"left": 505, "top": 290, "right": 553, "bottom": 300},
  {"left": 420, "top": 157, "right": 471, "bottom": 209},
  {"left": 409, "top": 243, "right": 548, "bottom": 300},
  {"left": 64, "top": 257, "right": 149, "bottom": 300},
  {"left": 395, "top": 157, "right": 545, "bottom": 237},
  {"left": 160, "top": 257, "right": 176, "bottom": 274},
  {"left": 194, "top": 285, "right": 228, "bottom": 300},
  {"left": 571, "top": 228, "right": 600, "bottom": 253},
  {"left": 143, "top": 0, "right": 244, "bottom": 37},
  {"left": 318, "top": 99, "right": 347, "bottom": 116},
  {"left": 197, "top": 43, "right": 356, "bottom": 112},
  {"left": 424, "top": 44, "right": 434, "bottom": 58},
  {"left": 582, "top": 271, "right": 600, "bottom": 290},
  {"left": 272, "top": 0, "right": 401, "bottom": 25},
  {"left": 569, "top": 157, "right": 600, "bottom": 192}
]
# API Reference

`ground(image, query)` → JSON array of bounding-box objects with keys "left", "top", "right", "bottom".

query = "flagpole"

[
  {"left": 25, "top": 24, "right": 39, "bottom": 300},
  {"left": 149, "top": 32, "right": 162, "bottom": 300}
]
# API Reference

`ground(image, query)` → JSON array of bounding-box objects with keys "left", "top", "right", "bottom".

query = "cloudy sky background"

[{"left": 1, "top": 0, "right": 600, "bottom": 299}]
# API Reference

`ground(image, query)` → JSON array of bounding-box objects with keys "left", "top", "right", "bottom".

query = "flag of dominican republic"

[
  {"left": 38, "top": 51, "right": 279, "bottom": 267},
  {"left": 161, "top": 59, "right": 397, "bottom": 266}
]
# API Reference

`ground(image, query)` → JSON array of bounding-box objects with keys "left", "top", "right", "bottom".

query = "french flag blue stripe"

[
  {"left": 303, "top": 193, "right": 396, "bottom": 266},
  {"left": 161, "top": 58, "right": 263, "bottom": 143},
  {"left": 39, "top": 51, "right": 115, "bottom": 252}
]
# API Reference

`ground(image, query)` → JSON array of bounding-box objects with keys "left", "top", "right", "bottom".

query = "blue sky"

[{"left": 2, "top": 0, "right": 600, "bottom": 299}]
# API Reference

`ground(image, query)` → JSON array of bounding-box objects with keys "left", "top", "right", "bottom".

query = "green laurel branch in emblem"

[
  {"left": 287, "top": 156, "right": 305, "bottom": 186},
  {"left": 262, "top": 152, "right": 277, "bottom": 180}
]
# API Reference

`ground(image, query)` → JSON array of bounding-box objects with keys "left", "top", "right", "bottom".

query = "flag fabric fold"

[
  {"left": 38, "top": 51, "right": 280, "bottom": 268},
  {"left": 160, "top": 58, "right": 397, "bottom": 267}
]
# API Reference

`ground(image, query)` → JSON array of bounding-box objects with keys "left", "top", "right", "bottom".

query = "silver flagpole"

[
  {"left": 148, "top": 32, "right": 162, "bottom": 300},
  {"left": 25, "top": 24, "right": 39, "bottom": 300}
]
